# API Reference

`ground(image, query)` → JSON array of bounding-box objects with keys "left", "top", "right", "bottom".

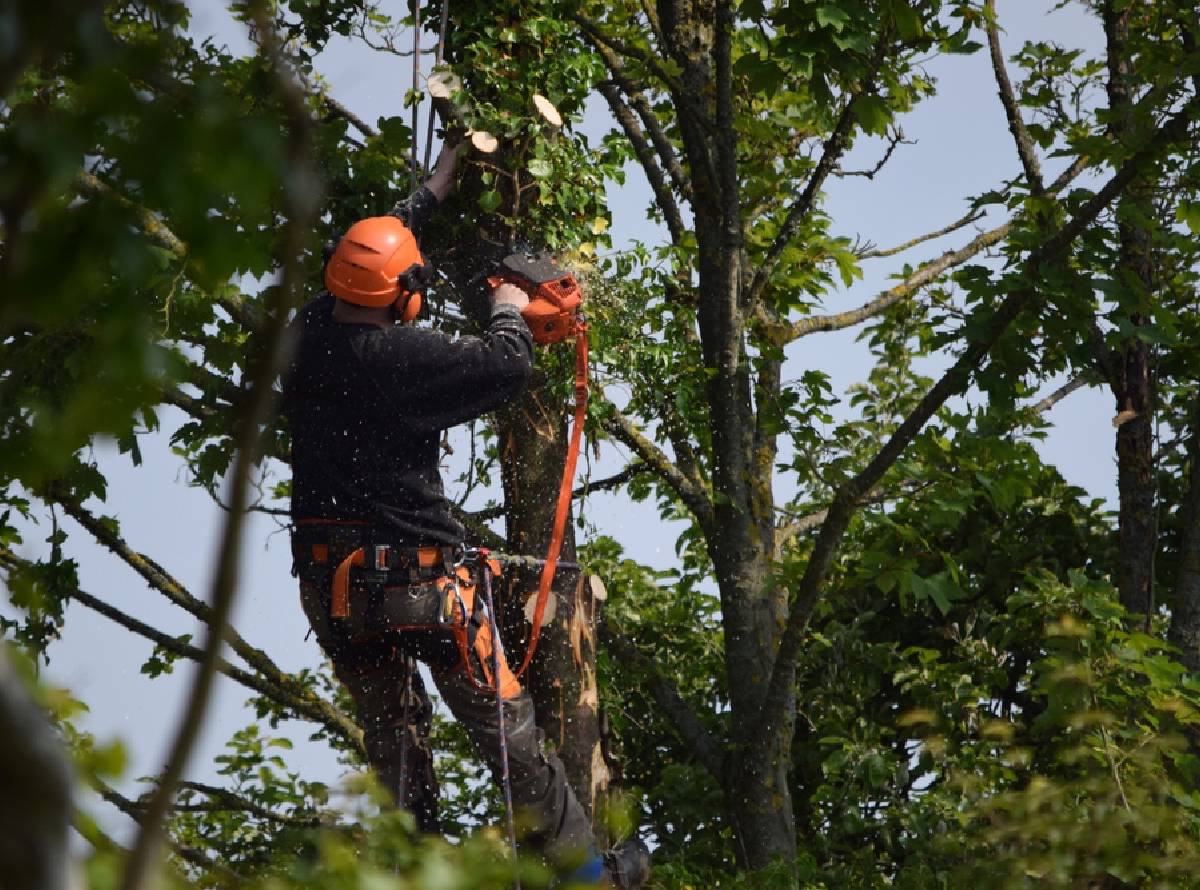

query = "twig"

[{"left": 859, "top": 209, "right": 986, "bottom": 259}]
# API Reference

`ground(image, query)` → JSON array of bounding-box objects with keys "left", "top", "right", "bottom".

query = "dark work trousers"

[{"left": 299, "top": 579, "right": 596, "bottom": 862}]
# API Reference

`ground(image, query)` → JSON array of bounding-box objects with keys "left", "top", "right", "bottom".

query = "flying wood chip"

[
  {"left": 427, "top": 70, "right": 460, "bottom": 99},
  {"left": 532, "top": 94, "right": 563, "bottom": 127},
  {"left": 468, "top": 130, "right": 499, "bottom": 153}
]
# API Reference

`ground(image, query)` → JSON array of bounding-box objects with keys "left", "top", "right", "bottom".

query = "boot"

[{"left": 602, "top": 837, "right": 651, "bottom": 889}]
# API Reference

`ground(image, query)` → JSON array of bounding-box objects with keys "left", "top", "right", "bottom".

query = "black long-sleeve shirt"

[{"left": 283, "top": 296, "right": 533, "bottom": 544}]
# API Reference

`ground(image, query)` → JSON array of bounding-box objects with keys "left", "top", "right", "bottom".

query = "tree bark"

[
  {"left": 496, "top": 384, "right": 609, "bottom": 834},
  {"left": 1104, "top": 0, "right": 1158, "bottom": 627}
]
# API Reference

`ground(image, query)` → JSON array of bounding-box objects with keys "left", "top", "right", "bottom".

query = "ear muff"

[
  {"left": 396, "top": 291, "right": 423, "bottom": 323},
  {"left": 395, "top": 262, "right": 433, "bottom": 323}
]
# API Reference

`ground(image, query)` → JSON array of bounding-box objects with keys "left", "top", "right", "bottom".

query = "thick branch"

[
  {"left": 588, "top": 36, "right": 692, "bottom": 201},
  {"left": 600, "top": 623, "right": 725, "bottom": 780},
  {"left": 598, "top": 82, "right": 686, "bottom": 243},
  {"left": 758, "top": 94, "right": 1200, "bottom": 738}
]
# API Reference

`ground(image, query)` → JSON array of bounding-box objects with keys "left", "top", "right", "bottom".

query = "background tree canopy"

[{"left": 2, "top": 1, "right": 1200, "bottom": 888}]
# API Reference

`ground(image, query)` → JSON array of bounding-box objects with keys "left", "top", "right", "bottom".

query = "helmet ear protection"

[{"left": 394, "top": 262, "right": 433, "bottom": 323}]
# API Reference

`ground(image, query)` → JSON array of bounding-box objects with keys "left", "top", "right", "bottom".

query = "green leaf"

[
  {"left": 478, "top": 190, "right": 502, "bottom": 213},
  {"left": 854, "top": 95, "right": 891, "bottom": 136},
  {"left": 527, "top": 158, "right": 552, "bottom": 178},
  {"left": 816, "top": 5, "right": 851, "bottom": 31}
]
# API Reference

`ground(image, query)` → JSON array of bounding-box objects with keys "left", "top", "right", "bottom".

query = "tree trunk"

[
  {"left": 1104, "top": 1, "right": 1158, "bottom": 626},
  {"left": 497, "top": 362, "right": 609, "bottom": 833}
]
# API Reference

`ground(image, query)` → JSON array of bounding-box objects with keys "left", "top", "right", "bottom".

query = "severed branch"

[
  {"left": 757, "top": 93, "right": 1200, "bottom": 741},
  {"left": 600, "top": 622, "right": 726, "bottom": 781},
  {"left": 858, "top": 208, "right": 986, "bottom": 259}
]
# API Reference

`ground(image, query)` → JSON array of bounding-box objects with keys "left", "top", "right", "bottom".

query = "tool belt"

[{"left": 292, "top": 521, "right": 505, "bottom": 688}]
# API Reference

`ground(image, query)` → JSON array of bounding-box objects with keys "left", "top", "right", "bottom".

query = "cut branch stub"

[
  {"left": 468, "top": 129, "right": 500, "bottom": 153},
  {"left": 427, "top": 69, "right": 460, "bottom": 99},
  {"left": 533, "top": 93, "right": 563, "bottom": 127}
]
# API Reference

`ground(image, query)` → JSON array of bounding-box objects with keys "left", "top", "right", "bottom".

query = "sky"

[{"left": 2, "top": 0, "right": 1120, "bottom": 846}]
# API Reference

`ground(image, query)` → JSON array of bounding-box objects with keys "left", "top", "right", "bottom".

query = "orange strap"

[
  {"left": 331, "top": 548, "right": 365, "bottom": 618},
  {"left": 514, "top": 322, "right": 588, "bottom": 679}
]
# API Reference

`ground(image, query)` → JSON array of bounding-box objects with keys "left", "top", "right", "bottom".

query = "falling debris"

[{"left": 533, "top": 94, "right": 563, "bottom": 127}]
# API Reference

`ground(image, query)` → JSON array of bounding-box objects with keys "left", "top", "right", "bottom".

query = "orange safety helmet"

[{"left": 324, "top": 216, "right": 430, "bottom": 322}]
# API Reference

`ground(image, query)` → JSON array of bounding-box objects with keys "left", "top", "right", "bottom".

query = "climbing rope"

[{"left": 480, "top": 549, "right": 522, "bottom": 885}]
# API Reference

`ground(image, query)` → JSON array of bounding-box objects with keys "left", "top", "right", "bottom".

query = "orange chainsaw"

[{"left": 487, "top": 250, "right": 584, "bottom": 345}]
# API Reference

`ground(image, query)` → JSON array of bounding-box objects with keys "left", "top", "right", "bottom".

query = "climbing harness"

[
  {"left": 487, "top": 250, "right": 590, "bottom": 680},
  {"left": 478, "top": 548, "right": 521, "bottom": 885}
]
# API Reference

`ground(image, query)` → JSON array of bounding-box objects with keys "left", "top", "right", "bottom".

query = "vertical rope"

[
  {"left": 396, "top": 655, "right": 413, "bottom": 809},
  {"left": 481, "top": 551, "right": 521, "bottom": 887},
  {"left": 410, "top": 0, "right": 422, "bottom": 191}
]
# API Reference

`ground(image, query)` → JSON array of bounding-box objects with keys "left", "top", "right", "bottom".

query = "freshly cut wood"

[
  {"left": 587, "top": 574, "right": 607, "bottom": 602},
  {"left": 525, "top": 589, "right": 557, "bottom": 625},
  {"left": 533, "top": 94, "right": 563, "bottom": 127},
  {"left": 427, "top": 70, "right": 460, "bottom": 99},
  {"left": 468, "top": 129, "right": 499, "bottom": 153}
]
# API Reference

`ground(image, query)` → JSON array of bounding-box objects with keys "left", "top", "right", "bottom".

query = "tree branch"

[
  {"left": 758, "top": 93, "right": 1200, "bottom": 742},
  {"left": 745, "top": 33, "right": 889, "bottom": 307},
  {"left": 598, "top": 400, "right": 714, "bottom": 530},
  {"left": 598, "top": 82, "right": 686, "bottom": 244},
  {"left": 600, "top": 623, "right": 725, "bottom": 780},
  {"left": 858, "top": 209, "right": 986, "bottom": 259},
  {"left": 782, "top": 219, "right": 1013, "bottom": 341},
  {"left": 985, "top": 0, "right": 1045, "bottom": 194},
  {"left": 589, "top": 37, "right": 692, "bottom": 201}
]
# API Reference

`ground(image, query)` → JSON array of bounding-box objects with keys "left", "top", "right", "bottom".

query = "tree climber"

[{"left": 282, "top": 143, "right": 649, "bottom": 888}]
